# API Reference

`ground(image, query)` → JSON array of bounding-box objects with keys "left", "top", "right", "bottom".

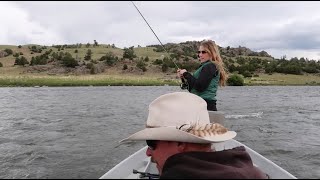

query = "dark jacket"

[
  {"left": 183, "top": 61, "right": 218, "bottom": 99},
  {"left": 183, "top": 60, "right": 219, "bottom": 111},
  {"left": 160, "top": 146, "right": 268, "bottom": 179}
]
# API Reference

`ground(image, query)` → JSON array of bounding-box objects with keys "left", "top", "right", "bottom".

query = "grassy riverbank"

[
  {"left": 1, "top": 65, "right": 320, "bottom": 87},
  {"left": 245, "top": 73, "right": 320, "bottom": 86},
  {"left": 0, "top": 74, "right": 179, "bottom": 87}
]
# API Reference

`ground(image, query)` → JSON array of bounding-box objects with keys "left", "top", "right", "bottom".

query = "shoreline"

[
  {"left": 0, "top": 74, "right": 319, "bottom": 87},
  {"left": 0, "top": 74, "right": 179, "bottom": 87}
]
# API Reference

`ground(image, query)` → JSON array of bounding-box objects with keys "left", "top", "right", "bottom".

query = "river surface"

[{"left": 0, "top": 86, "right": 319, "bottom": 178}]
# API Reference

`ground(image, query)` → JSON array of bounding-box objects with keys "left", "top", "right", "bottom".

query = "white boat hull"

[{"left": 100, "top": 139, "right": 297, "bottom": 179}]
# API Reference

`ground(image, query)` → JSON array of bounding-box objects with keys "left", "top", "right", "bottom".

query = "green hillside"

[{"left": 0, "top": 41, "right": 320, "bottom": 87}]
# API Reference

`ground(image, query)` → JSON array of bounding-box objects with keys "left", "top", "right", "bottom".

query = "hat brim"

[{"left": 120, "top": 127, "right": 236, "bottom": 143}]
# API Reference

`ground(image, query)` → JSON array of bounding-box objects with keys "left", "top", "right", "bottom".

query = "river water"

[{"left": 0, "top": 86, "right": 319, "bottom": 178}]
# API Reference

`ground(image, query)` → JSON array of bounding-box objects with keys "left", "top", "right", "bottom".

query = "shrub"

[
  {"left": 123, "top": 46, "right": 136, "bottom": 60},
  {"left": 30, "top": 55, "right": 48, "bottom": 65},
  {"left": 13, "top": 53, "right": 19, "bottom": 57},
  {"left": 153, "top": 59, "right": 163, "bottom": 65},
  {"left": 136, "top": 60, "right": 147, "bottom": 71},
  {"left": 180, "top": 61, "right": 200, "bottom": 72},
  {"left": 84, "top": 49, "right": 92, "bottom": 60},
  {"left": 90, "top": 66, "right": 96, "bottom": 74},
  {"left": 62, "top": 53, "right": 78, "bottom": 67},
  {"left": 241, "top": 70, "right": 252, "bottom": 78},
  {"left": 141, "top": 66, "right": 147, "bottom": 72},
  {"left": 4, "top": 48, "right": 13, "bottom": 55},
  {"left": 86, "top": 62, "right": 94, "bottom": 69},
  {"left": 101, "top": 52, "right": 117, "bottom": 66},
  {"left": 227, "top": 74, "right": 244, "bottom": 86},
  {"left": 14, "top": 56, "right": 29, "bottom": 66},
  {"left": 162, "top": 64, "right": 168, "bottom": 72},
  {"left": 123, "top": 64, "right": 128, "bottom": 70}
]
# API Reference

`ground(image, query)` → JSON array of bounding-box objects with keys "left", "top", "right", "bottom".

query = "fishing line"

[
  {"left": 130, "top": 1, "right": 189, "bottom": 90},
  {"left": 130, "top": 1, "right": 178, "bottom": 69}
]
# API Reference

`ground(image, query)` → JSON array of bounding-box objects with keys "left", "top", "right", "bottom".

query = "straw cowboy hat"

[{"left": 120, "top": 92, "right": 236, "bottom": 143}]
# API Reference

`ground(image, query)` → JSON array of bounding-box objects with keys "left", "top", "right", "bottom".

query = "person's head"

[
  {"left": 120, "top": 92, "right": 236, "bottom": 174},
  {"left": 199, "top": 40, "right": 228, "bottom": 86},
  {"left": 145, "top": 140, "right": 212, "bottom": 173}
]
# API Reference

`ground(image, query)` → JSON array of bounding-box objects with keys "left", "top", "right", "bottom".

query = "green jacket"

[{"left": 190, "top": 61, "right": 219, "bottom": 101}]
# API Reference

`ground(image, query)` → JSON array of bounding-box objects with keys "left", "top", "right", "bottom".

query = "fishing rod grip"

[
  {"left": 177, "top": 69, "right": 188, "bottom": 90},
  {"left": 180, "top": 77, "right": 189, "bottom": 90}
]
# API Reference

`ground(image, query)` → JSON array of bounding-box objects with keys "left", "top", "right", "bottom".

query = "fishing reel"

[
  {"left": 180, "top": 78, "right": 189, "bottom": 90},
  {"left": 180, "top": 82, "right": 189, "bottom": 90}
]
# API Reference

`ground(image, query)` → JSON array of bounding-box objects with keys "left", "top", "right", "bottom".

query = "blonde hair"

[{"left": 200, "top": 40, "right": 228, "bottom": 86}]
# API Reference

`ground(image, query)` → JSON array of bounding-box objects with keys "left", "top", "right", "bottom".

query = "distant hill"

[
  {"left": 147, "top": 41, "right": 272, "bottom": 58},
  {"left": 0, "top": 40, "right": 319, "bottom": 78}
]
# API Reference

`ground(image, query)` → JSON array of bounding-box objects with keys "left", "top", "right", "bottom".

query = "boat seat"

[{"left": 208, "top": 111, "right": 225, "bottom": 125}]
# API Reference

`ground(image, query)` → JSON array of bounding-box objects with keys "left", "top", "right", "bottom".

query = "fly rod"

[{"left": 130, "top": 1, "right": 189, "bottom": 89}]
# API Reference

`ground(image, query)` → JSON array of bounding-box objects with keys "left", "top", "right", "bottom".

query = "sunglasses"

[
  {"left": 146, "top": 140, "right": 158, "bottom": 150},
  {"left": 197, "top": 50, "right": 207, "bottom": 54}
]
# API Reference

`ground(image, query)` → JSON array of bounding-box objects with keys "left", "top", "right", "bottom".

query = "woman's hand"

[{"left": 177, "top": 69, "right": 187, "bottom": 78}]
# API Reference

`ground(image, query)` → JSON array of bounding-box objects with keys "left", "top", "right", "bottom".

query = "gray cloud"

[{"left": 1, "top": 1, "right": 320, "bottom": 60}]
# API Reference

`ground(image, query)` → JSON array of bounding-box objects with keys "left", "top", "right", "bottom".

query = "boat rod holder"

[{"left": 133, "top": 169, "right": 160, "bottom": 179}]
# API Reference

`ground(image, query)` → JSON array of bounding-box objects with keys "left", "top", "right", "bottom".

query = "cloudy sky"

[{"left": 1, "top": 1, "right": 320, "bottom": 60}]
